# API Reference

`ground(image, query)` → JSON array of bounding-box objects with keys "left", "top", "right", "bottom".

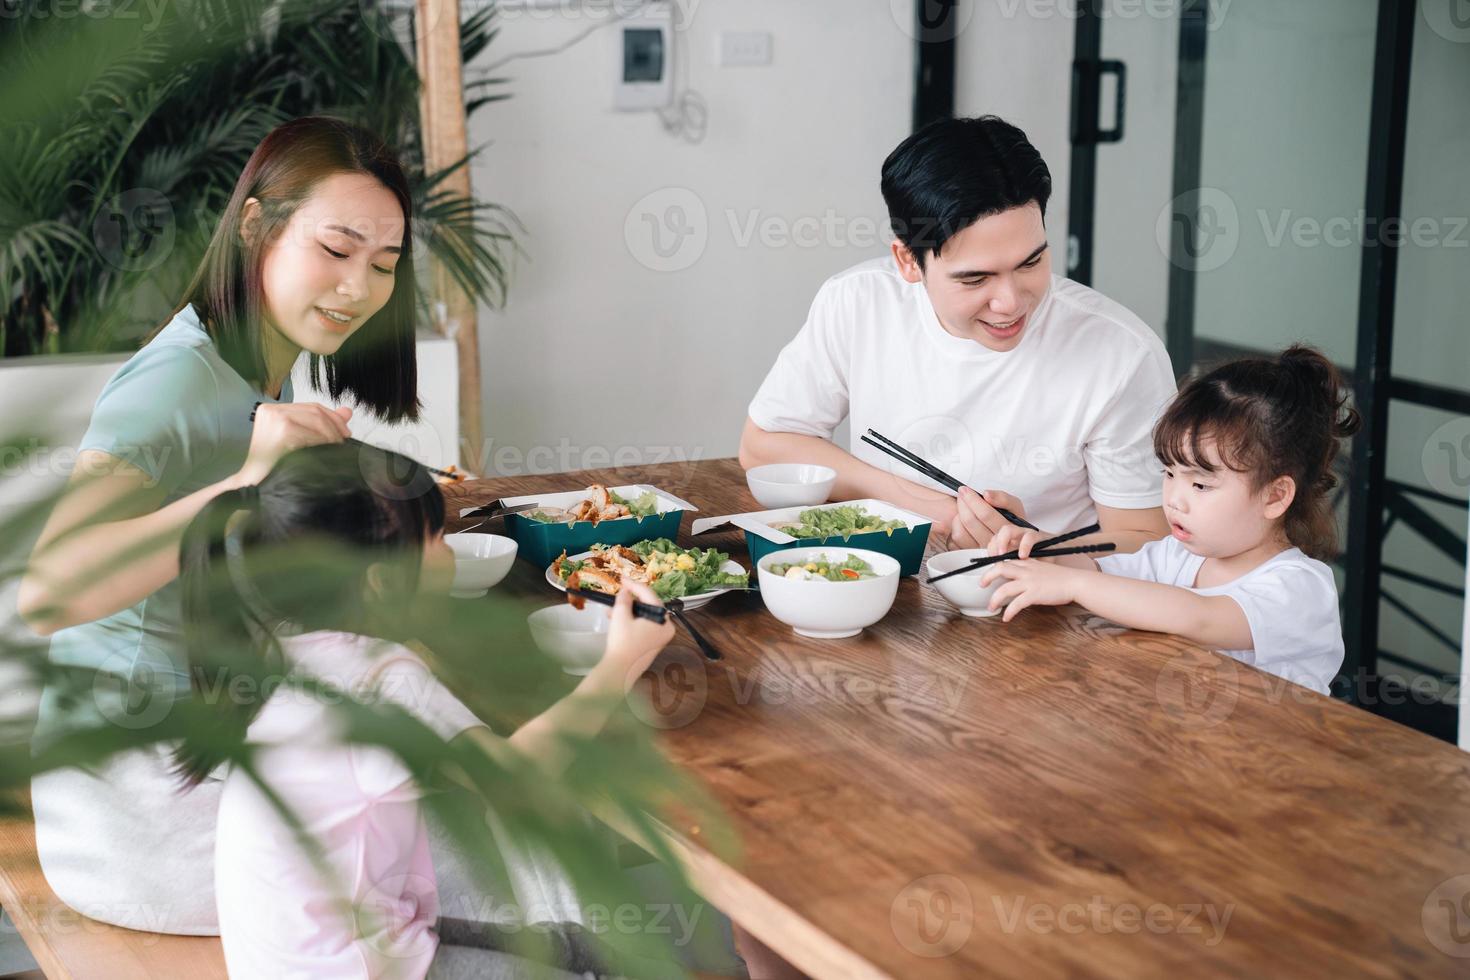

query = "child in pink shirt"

[{"left": 173, "top": 443, "right": 674, "bottom": 978}]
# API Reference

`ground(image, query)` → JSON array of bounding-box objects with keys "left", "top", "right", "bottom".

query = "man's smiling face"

[{"left": 893, "top": 202, "right": 1052, "bottom": 353}]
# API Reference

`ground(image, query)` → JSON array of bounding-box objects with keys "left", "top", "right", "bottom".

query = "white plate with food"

[{"left": 545, "top": 538, "right": 748, "bottom": 610}]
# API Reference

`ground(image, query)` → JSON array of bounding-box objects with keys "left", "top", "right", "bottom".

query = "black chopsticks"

[
  {"left": 861, "top": 429, "right": 1039, "bottom": 531},
  {"left": 926, "top": 541, "right": 1116, "bottom": 585},
  {"left": 924, "top": 522, "right": 1100, "bottom": 585},
  {"left": 566, "top": 586, "right": 668, "bottom": 625},
  {"left": 248, "top": 402, "right": 463, "bottom": 483},
  {"left": 668, "top": 598, "right": 721, "bottom": 661}
]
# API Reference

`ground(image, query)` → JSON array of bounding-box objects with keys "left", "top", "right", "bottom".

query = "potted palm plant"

[
  {"left": 0, "top": 0, "right": 514, "bottom": 499},
  {"left": 0, "top": 2, "right": 735, "bottom": 975}
]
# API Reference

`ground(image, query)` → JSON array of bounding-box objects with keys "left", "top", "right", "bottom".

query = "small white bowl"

[
  {"left": 745, "top": 463, "right": 837, "bottom": 509},
  {"left": 756, "top": 546, "right": 900, "bottom": 639},
  {"left": 926, "top": 549, "right": 1004, "bottom": 618},
  {"left": 527, "top": 603, "right": 611, "bottom": 675},
  {"left": 445, "top": 533, "right": 517, "bottom": 598}
]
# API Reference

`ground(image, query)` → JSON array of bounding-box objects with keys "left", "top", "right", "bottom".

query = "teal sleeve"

[{"left": 78, "top": 345, "right": 223, "bottom": 493}]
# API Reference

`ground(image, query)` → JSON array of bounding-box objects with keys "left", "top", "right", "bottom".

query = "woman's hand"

[
  {"left": 603, "top": 580, "right": 676, "bottom": 692},
  {"left": 982, "top": 560, "right": 1083, "bottom": 622},
  {"left": 948, "top": 487, "right": 1028, "bottom": 550},
  {"left": 237, "top": 402, "right": 353, "bottom": 485}
]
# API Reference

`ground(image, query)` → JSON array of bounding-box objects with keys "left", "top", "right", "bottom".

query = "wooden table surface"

[{"left": 445, "top": 458, "right": 1470, "bottom": 979}]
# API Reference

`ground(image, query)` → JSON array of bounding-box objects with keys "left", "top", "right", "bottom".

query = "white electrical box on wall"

[{"left": 614, "top": 4, "right": 672, "bottom": 111}]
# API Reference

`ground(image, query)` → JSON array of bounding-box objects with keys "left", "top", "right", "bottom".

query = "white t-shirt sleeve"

[
  {"left": 1095, "top": 537, "right": 1191, "bottom": 585},
  {"left": 747, "top": 277, "right": 852, "bottom": 439},
  {"left": 1082, "top": 344, "right": 1175, "bottom": 510},
  {"left": 1221, "top": 559, "right": 1343, "bottom": 694}
]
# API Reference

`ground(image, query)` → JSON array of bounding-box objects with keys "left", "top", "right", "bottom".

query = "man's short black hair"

[{"left": 880, "top": 115, "right": 1052, "bottom": 269}]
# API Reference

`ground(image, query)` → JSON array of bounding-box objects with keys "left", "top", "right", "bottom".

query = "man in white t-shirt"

[{"left": 740, "top": 116, "right": 1176, "bottom": 553}]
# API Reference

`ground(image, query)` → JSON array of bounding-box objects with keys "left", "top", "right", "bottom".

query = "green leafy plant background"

[{"left": 0, "top": 2, "right": 733, "bottom": 974}]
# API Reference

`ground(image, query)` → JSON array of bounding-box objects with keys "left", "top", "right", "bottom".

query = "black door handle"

[
  {"left": 1070, "top": 58, "right": 1128, "bottom": 145},
  {"left": 1096, "top": 59, "right": 1127, "bottom": 143}
]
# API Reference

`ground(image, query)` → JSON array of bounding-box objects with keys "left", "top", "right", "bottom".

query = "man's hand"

[
  {"left": 982, "top": 560, "right": 1084, "bottom": 622},
  {"left": 948, "top": 487, "right": 1028, "bottom": 549},
  {"left": 985, "top": 522, "right": 1055, "bottom": 559}
]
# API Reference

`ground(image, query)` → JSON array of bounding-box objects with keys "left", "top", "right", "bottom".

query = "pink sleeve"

[{"left": 368, "top": 656, "right": 484, "bottom": 742}]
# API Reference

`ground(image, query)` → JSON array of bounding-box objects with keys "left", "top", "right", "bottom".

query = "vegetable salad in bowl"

[{"left": 767, "top": 554, "right": 880, "bottom": 582}]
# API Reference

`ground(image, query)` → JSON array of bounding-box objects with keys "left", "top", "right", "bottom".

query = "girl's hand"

[
  {"left": 982, "top": 560, "right": 1081, "bottom": 622},
  {"left": 238, "top": 402, "right": 353, "bottom": 485},
  {"left": 603, "top": 580, "right": 676, "bottom": 692},
  {"left": 948, "top": 487, "right": 1028, "bottom": 550},
  {"left": 985, "top": 523, "right": 1055, "bottom": 560}
]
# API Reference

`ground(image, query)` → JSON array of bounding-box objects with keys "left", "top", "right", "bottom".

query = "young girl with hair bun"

[{"left": 983, "top": 344, "right": 1361, "bottom": 695}]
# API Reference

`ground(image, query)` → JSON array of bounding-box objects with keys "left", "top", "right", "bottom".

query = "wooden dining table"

[{"left": 444, "top": 457, "right": 1470, "bottom": 979}]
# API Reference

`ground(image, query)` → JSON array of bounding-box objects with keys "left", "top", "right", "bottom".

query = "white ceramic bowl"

[
  {"left": 527, "top": 603, "right": 611, "bottom": 675},
  {"left": 926, "top": 549, "right": 1004, "bottom": 618},
  {"left": 745, "top": 463, "right": 838, "bottom": 509},
  {"left": 445, "top": 533, "right": 518, "bottom": 598},
  {"left": 756, "top": 546, "right": 900, "bottom": 639}
]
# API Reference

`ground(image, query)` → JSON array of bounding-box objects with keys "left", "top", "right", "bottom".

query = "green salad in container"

[
  {"left": 773, "top": 505, "right": 907, "bottom": 539},
  {"left": 526, "top": 485, "right": 660, "bottom": 525}
]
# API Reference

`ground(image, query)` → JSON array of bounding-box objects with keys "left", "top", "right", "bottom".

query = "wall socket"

[{"left": 719, "top": 31, "right": 773, "bottom": 67}]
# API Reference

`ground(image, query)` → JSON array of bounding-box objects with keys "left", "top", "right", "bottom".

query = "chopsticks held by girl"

[
  {"left": 173, "top": 442, "right": 674, "bottom": 979},
  {"left": 979, "top": 345, "right": 1360, "bottom": 695}
]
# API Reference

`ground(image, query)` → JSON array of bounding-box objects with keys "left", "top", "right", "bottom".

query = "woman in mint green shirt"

[{"left": 20, "top": 116, "right": 423, "bottom": 934}]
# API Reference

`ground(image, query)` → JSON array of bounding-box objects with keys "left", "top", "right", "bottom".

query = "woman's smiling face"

[{"left": 252, "top": 171, "right": 406, "bottom": 356}]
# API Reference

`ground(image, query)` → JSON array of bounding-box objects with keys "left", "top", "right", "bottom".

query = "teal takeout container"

[
  {"left": 497, "top": 484, "right": 697, "bottom": 569},
  {"left": 728, "top": 499, "right": 932, "bottom": 577}
]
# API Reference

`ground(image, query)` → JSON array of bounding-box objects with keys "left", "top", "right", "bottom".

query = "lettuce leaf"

[
  {"left": 779, "top": 505, "right": 907, "bottom": 539},
  {"left": 609, "top": 489, "right": 660, "bottom": 518}
]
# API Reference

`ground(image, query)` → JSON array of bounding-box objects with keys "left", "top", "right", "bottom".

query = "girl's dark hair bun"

[{"left": 1279, "top": 344, "right": 1363, "bottom": 439}]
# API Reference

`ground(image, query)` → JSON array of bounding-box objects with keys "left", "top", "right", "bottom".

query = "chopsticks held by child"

[
  {"left": 978, "top": 345, "right": 1360, "bottom": 695},
  {"left": 172, "top": 442, "right": 675, "bottom": 978}
]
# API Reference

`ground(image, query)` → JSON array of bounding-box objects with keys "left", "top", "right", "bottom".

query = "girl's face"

[
  {"left": 1162, "top": 438, "right": 1294, "bottom": 558},
  {"left": 892, "top": 203, "right": 1052, "bottom": 352},
  {"left": 253, "top": 172, "right": 406, "bottom": 356}
]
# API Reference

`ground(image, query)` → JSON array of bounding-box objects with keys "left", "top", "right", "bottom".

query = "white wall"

[
  {"left": 466, "top": 0, "right": 914, "bottom": 474},
  {"left": 0, "top": 354, "right": 123, "bottom": 729},
  {"left": 290, "top": 334, "right": 463, "bottom": 470},
  {"left": 953, "top": 1, "right": 1076, "bottom": 282},
  {"left": 0, "top": 354, "right": 123, "bottom": 524}
]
